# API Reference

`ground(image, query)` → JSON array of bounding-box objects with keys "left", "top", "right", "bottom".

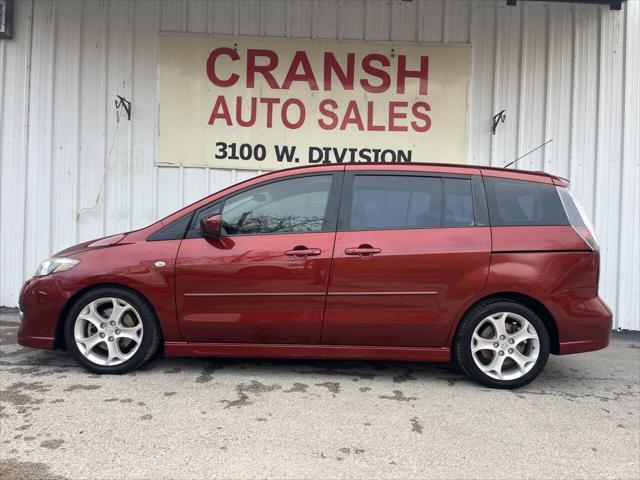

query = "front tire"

[
  {"left": 454, "top": 300, "right": 550, "bottom": 389},
  {"left": 64, "top": 287, "right": 160, "bottom": 374}
]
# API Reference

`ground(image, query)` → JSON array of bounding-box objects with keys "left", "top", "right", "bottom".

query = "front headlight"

[{"left": 34, "top": 257, "right": 79, "bottom": 277}]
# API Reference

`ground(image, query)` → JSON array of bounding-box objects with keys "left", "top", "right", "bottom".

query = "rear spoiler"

[
  {"left": 531, "top": 171, "right": 569, "bottom": 187},
  {"left": 549, "top": 174, "right": 569, "bottom": 187}
]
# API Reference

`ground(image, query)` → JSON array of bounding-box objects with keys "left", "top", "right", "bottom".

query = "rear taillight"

[{"left": 557, "top": 187, "right": 599, "bottom": 251}]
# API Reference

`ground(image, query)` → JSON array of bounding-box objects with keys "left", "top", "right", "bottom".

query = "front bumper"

[{"left": 17, "top": 276, "right": 71, "bottom": 350}]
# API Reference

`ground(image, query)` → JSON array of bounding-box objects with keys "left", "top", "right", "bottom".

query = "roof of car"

[{"left": 265, "top": 162, "right": 569, "bottom": 186}]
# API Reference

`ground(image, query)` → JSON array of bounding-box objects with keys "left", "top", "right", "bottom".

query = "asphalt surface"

[{"left": 0, "top": 311, "right": 639, "bottom": 480}]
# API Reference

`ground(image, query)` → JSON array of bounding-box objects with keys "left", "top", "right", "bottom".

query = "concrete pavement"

[{"left": 1, "top": 311, "right": 639, "bottom": 479}]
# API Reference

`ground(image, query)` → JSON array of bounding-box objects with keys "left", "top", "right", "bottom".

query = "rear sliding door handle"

[
  {"left": 344, "top": 245, "right": 382, "bottom": 258},
  {"left": 285, "top": 246, "right": 322, "bottom": 259}
]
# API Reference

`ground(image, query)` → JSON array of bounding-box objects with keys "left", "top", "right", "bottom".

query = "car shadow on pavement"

[{"left": 2, "top": 314, "right": 638, "bottom": 392}]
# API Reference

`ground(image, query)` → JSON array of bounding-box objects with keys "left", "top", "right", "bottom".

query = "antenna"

[{"left": 504, "top": 139, "right": 553, "bottom": 169}]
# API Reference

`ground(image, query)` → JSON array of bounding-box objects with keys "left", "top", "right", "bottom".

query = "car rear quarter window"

[{"left": 483, "top": 177, "right": 569, "bottom": 226}]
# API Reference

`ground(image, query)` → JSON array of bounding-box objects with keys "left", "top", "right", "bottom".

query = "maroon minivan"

[{"left": 18, "top": 163, "right": 611, "bottom": 388}]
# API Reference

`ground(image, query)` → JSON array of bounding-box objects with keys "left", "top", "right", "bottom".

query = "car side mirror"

[{"left": 201, "top": 214, "right": 222, "bottom": 238}]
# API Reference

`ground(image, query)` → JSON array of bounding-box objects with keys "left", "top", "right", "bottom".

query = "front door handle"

[
  {"left": 285, "top": 246, "right": 322, "bottom": 259},
  {"left": 345, "top": 244, "right": 382, "bottom": 258}
]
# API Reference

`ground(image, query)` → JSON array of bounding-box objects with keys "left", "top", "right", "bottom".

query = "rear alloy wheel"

[
  {"left": 455, "top": 301, "right": 550, "bottom": 389},
  {"left": 64, "top": 287, "right": 160, "bottom": 374}
]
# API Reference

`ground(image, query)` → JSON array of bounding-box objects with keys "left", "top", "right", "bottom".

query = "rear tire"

[
  {"left": 64, "top": 286, "right": 160, "bottom": 374},
  {"left": 454, "top": 300, "right": 549, "bottom": 389}
]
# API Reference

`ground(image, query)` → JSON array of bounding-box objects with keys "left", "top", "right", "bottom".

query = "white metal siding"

[{"left": 1, "top": 0, "right": 638, "bottom": 330}]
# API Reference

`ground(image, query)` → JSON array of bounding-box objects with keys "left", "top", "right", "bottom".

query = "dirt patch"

[
  {"left": 221, "top": 380, "right": 281, "bottom": 409},
  {"left": 315, "top": 381, "right": 341, "bottom": 394},
  {"left": 294, "top": 367, "right": 376, "bottom": 380},
  {"left": 411, "top": 417, "right": 424, "bottom": 434},
  {"left": 164, "top": 367, "right": 183, "bottom": 373},
  {"left": 40, "top": 439, "right": 65, "bottom": 450},
  {"left": 0, "top": 381, "right": 51, "bottom": 407},
  {"left": 195, "top": 361, "right": 230, "bottom": 383},
  {"left": 0, "top": 458, "right": 70, "bottom": 480},
  {"left": 284, "top": 383, "right": 309, "bottom": 393},
  {"left": 379, "top": 390, "right": 418, "bottom": 402},
  {"left": 392, "top": 370, "right": 417, "bottom": 383},
  {"left": 63, "top": 385, "right": 101, "bottom": 392}
]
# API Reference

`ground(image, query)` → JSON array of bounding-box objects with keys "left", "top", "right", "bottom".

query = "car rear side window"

[
  {"left": 346, "top": 175, "right": 475, "bottom": 230},
  {"left": 483, "top": 177, "right": 569, "bottom": 226},
  {"left": 348, "top": 175, "right": 442, "bottom": 230}
]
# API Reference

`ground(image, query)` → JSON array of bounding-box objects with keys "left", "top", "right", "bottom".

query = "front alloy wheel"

[
  {"left": 65, "top": 287, "right": 160, "bottom": 374},
  {"left": 74, "top": 297, "right": 144, "bottom": 366}
]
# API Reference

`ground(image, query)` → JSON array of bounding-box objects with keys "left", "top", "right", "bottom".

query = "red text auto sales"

[{"left": 205, "top": 48, "right": 431, "bottom": 133}]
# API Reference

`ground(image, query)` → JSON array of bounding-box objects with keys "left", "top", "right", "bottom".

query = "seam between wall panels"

[{"left": 20, "top": 0, "right": 35, "bottom": 287}]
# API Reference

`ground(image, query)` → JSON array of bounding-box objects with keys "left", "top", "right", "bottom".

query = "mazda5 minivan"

[{"left": 18, "top": 163, "right": 612, "bottom": 388}]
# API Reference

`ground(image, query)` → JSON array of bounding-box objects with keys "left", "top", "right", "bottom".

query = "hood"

[{"left": 55, "top": 233, "right": 129, "bottom": 257}]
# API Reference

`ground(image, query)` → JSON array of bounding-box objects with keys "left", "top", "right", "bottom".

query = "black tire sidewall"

[
  {"left": 64, "top": 287, "right": 159, "bottom": 374},
  {"left": 456, "top": 301, "right": 550, "bottom": 389}
]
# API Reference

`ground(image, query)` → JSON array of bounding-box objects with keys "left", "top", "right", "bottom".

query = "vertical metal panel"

[
  {"left": 76, "top": 0, "right": 108, "bottom": 244},
  {"left": 237, "top": 0, "right": 261, "bottom": 36},
  {"left": 391, "top": 0, "right": 418, "bottom": 42},
  {"left": 288, "top": 0, "right": 312, "bottom": 38},
  {"left": 339, "top": 0, "right": 365, "bottom": 41},
  {"left": 261, "top": 0, "right": 286, "bottom": 37},
  {"left": 517, "top": 3, "right": 548, "bottom": 172},
  {"left": 186, "top": 0, "right": 208, "bottom": 34},
  {"left": 1, "top": 0, "right": 638, "bottom": 331},
  {"left": 50, "top": 1, "right": 82, "bottom": 255},
  {"left": 468, "top": 0, "right": 496, "bottom": 165},
  {"left": 0, "top": 0, "right": 32, "bottom": 306},
  {"left": 207, "top": 0, "right": 234, "bottom": 35},
  {"left": 23, "top": 0, "right": 55, "bottom": 280},
  {"left": 182, "top": 168, "right": 208, "bottom": 206},
  {"left": 103, "top": 1, "right": 134, "bottom": 238},
  {"left": 492, "top": 2, "right": 522, "bottom": 167},
  {"left": 131, "top": 0, "right": 161, "bottom": 230},
  {"left": 594, "top": 5, "right": 624, "bottom": 321},
  {"left": 365, "top": 0, "right": 391, "bottom": 41},
  {"left": 445, "top": 0, "right": 471, "bottom": 44},
  {"left": 570, "top": 6, "right": 600, "bottom": 218},
  {"left": 156, "top": 166, "right": 183, "bottom": 219},
  {"left": 618, "top": 0, "right": 640, "bottom": 330},
  {"left": 544, "top": 4, "right": 574, "bottom": 178},
  {"left": 314, "top": 0, "right": 339, "bottom": 39},
  {"left": 161, "top": 1, "right": 187, "bottom": 33},
  {"left": 420, "top": 0, "right": 444, "bottom": 43}
]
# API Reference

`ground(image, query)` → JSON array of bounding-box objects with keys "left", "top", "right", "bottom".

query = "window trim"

[
  {"left": 185, "top": 171, "right": 344, "bottom": 239},
  {"left": 337, "top": 171, "right": 477, "bottom": 232},
  {"left": 471, "top": 175, "right": 489, "bottom": 226}
]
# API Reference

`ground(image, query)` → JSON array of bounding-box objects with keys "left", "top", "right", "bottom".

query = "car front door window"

[{"left": 221, "top": 175, "right": 333, "bottom": 235}]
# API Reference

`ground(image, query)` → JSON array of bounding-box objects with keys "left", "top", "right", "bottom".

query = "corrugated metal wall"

[{"left": 1, "top": 0, "right": 638, "bottom": 329}]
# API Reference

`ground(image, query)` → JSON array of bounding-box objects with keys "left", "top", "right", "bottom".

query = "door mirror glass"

[{"left": 201, "top": 214, "right": 222, "bottom": 238}]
